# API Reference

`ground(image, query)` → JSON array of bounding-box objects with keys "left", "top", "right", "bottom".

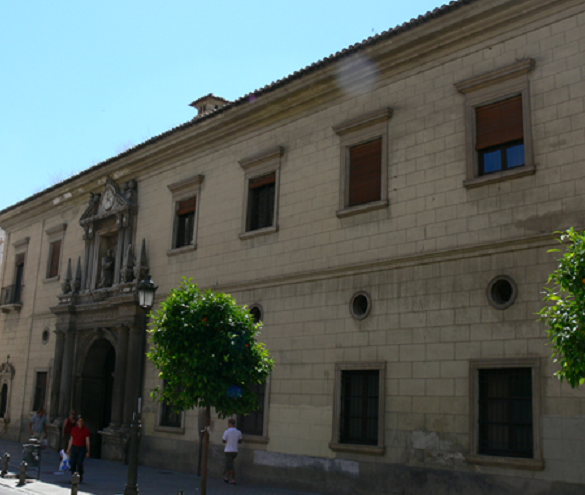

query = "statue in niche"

[{"left": 98, "top": 249, "right": 115, "bottom": 288}]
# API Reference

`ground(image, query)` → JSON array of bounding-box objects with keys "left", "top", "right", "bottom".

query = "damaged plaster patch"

[
  {"left": 411, "top": 431, "right": 439, "bottom": 450},
  {"left": 63, "top": 192, "right": 72, "bottom": 199},
  {"left": 254, "top": 451, "right": 359, "bottom": 476},
  {"left": 53, "top": 197, "right": 61, "bottom": 205}
]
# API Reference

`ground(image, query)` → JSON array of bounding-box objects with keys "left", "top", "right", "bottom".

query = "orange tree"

[
  {"left": 147, "top": 279, "right": 273, "bottom": 494},
  {"left": 539, "top": 228, "right": 585, "bottom": 388}
]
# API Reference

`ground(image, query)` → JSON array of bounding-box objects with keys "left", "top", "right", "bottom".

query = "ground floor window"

[
  {"left": 32, "top": 372, "right": 47, "bottom": 411},
  {"left": 159, "top": 380, "right": 182, "bottom": 428},
  {"left": 330, "top": 362, "right": 385, "bottom": 454},
  {"left": 478, "top": 367, "right": 533, "bottom": 458},
  {"left": 238, "top": 382, "right": 266, "bottom": 436},
  {"left": 469, "top": 358, "right": 542, "bottom": 468}
]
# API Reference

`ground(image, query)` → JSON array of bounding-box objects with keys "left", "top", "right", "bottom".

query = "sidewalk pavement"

[{"left": 0, "top": 438, "right": 322, "bottom": 495}]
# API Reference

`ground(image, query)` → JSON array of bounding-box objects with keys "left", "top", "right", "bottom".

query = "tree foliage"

[
  {"left": 147, "top": 278, "right": 274, "bottom": 417},
  {"left": 539, "top": 228, "right": 585, "bottom": 388}
]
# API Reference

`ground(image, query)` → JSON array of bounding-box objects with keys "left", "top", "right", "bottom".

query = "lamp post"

[{"left": 124, "top": 276, "right": 158, "bottom": 495}]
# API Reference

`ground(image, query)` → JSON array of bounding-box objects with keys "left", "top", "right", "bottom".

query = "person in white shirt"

[{"left": 222, "top": 418, "right": 242, "bottom": 485}]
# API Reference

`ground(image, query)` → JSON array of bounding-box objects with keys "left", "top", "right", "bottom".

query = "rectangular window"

[
  {"left": 47, "top": 240, "right": 62, "bottom": 278},
  {"left": 348, "top": 139, "right": 382, "bottom": 207},
  {"left": 175, "top": 197, "right": 196, "bottom": 248},
  {"left": 340, "top": 370, "right": 379, "bottom": 445},
  {"left": 160, "top": 381, "right": 182, "bottom": 428},
  {"left": 247, "top": 173, "right": 275, "bottom": 231},
  {"left": 238, "top": 383, "right": 265, "bottom": 436},
  {"left": 32, "top": 372, "right": 47, "bottom": 411},
  {"left": 478, "top": 368, "right": 533, "bottom": 458},
  {"left": 476, "top": 96, "right": 525, "bottom": 176},
  {"left": 14, "top": 253, "right": 25, "bottom": 303}
]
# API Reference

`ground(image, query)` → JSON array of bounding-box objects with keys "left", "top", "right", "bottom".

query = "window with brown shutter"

[
  {"left": 476, "top": 96, "right": 525, "bottom": 175},
  {"left": 348, "top": 139, "right": 382, "bottom": 207},
  {"left": 247, "top": 173, "right": 276, "bottom": 231},
  {"left": 48, "top": 240, "right": 61, "bottom": 278},
  {"left": 175, "top": 197, "right": 196, "bottom": 248}
]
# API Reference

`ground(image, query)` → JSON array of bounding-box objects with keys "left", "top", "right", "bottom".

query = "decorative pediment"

[{"left": 80, "top": 178, "right": 137, "bottom": 226}]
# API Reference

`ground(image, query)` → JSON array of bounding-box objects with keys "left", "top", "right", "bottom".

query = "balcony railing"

[{"left": 0, "top": 285, "right": 23, "bottom": 306}]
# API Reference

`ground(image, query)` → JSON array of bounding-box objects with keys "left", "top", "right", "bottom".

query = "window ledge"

[
  {"left": 43, "top": 276, "right": 60, "bottom": 284},
  {"left": 329, "top": 443, "right": 385, "bottom": 456},
  {"left": 239, "top": 225, "right": 278, "bottom": 240},
  {"left": 463, "top": 164, "right": 535, "bottom": 189},
  {"left": 466, "top": 454, "right": 544, "bottom": 471},
  {"left": 166, "top": 244, "right": 197, "bottom": 257},
  {"left": 154, "top": 425, "right": 185, "bottom": 434},
  {"left": 242, "top": 434, "right": 269, "bottom": 444},
  {"left": 1, "top": 303, "right": 22, "bottom": 314},
  {"left": 336, "top": 200, "right": 388, "bottom": 218}
]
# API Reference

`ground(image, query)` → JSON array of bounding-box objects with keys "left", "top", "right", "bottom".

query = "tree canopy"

[
  {"left": 147, "top": 279, "right": 274, "bottom": 416},
  {"left": 539, "top": 228, "right": 585, "bottom": 388}
]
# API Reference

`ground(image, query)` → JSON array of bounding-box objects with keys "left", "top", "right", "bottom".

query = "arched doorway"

[{"left": 79, "top": 339, "right": 115, "bottom": 458}]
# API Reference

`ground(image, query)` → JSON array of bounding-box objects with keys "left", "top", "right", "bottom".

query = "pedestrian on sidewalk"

[
  {"left": 62, "top": 410, "right": 77, "bottom": 451},
  {"left": 222, "top": 418, "right": 242, "bottom": 485},
  {"left": 67, "top": 416, "right": 90, "bottom": 483},
  {"left": 29, "top": 408, "right": 47, "bottom": 443}
]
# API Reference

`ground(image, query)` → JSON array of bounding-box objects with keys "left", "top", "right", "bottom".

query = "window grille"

[
  {"left": 340, "top": 370, "right": 379, "bottom": 445},
  {"left": 478, "top": 367, "right": 533, "bottom": 458}
]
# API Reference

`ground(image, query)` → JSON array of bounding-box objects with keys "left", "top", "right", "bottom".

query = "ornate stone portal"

[{"left": 49, "top": 178, "right": 150, "bottom": 462}]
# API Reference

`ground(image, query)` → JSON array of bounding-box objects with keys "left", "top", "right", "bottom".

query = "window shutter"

[
  {"left": 249, "top": 173, "right": 276, "bottom": 189},
  {"left": 176, "top": 197, "right": 196, "bottom": 216},
  {"left": 475, "top": 96, "right": 523, "bottom": 150},
  {"left": 15, "top": 253, "right": 25, "bottom": 266},
  {"left": 348, "top": 139, "right": 382, "bottom": 207},
  {"left": 49, "top": 240, "right": 61, "bottom": 278}
]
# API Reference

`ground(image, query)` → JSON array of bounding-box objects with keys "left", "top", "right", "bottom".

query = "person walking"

[
  {"left": 62, "top": 410, "right": 77, "bottom": 451},
  {"left": 29, "top": 409, "right": 47, "bottom": 444},
  {"left": 67, "top": 416, "right": 90, "bottom": 483},
  {"left": 222, "top": 418, "right": 242, "bottom": 485}
]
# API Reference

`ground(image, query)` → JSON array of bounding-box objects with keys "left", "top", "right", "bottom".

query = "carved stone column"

[
  {"left": 49, "top": 330, "right": 65, "bottom": 419},
  {"left": 109, "top": 326, "right": 129, "bottom": 428},
  {"left": 58, "top": 329, "right": 75, "bottom": 417},
  {"left": 123, "top": 325, "right": 143, "bottom": 426}
]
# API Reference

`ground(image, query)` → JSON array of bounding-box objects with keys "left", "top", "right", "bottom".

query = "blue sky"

[{"left": 0, "top": 0, "right": 444, "bottom": 211}]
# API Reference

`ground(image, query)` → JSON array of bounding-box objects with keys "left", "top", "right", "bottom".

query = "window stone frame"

[
  {"left": 44, "top": 223, "right": 67, "bottom": 282},
  {"left": 239, "top": 146, "right": 284, "bottom": 240},
  {"left": 30, "top": 367, "right": 50, "bottom": 414},
  {"left": 166, "top": 175, "right": 204, "bottom": 256},
  {"left": 329, "top": 361, "right": 385, "bottom": 456},
  {"left": 1, "top": 236, "right": 30, "bottom": 312},
  {"left": 332, "top": 108, "right": 392, "bottom": 218},
  {"left": 455, "top": 59, "right": 536, "bottom": 188},
  {"left": 467, "top": 358, "right": 544, "bottom": 471}
]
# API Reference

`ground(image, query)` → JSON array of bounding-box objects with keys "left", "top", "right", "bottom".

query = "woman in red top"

[
  {"left": 61, "top": 410, "right": 76, "bottom": 451},
  {"left": 67, "top": 417, "right": 91, "bottom": 483}
]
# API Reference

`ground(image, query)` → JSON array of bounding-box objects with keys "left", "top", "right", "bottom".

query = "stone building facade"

[{"left": 1, "top": 0, "right": 585, "bottom": 493}]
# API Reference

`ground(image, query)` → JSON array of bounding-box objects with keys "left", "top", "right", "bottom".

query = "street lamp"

[
  {"left": 124, "top": 276, "right": 158, "bottom": 495},
  {"left": 137, "top": 276, "right": 158, "bottom": 309}
]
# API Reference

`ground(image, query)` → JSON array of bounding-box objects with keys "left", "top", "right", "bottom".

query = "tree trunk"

[{"left": 201, "top": 404, "right": 211, "bottom": 495}]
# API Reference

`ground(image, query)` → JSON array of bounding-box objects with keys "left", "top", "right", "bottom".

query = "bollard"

[
  {"left": 17, "top": 461, "right": 27, "bottom": 486},
  {"left": 1, "top": 453, "right": 9, "bottom": 477},
  {"left": 71, "top": 472, "right": 81, "bottom": 495}
]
